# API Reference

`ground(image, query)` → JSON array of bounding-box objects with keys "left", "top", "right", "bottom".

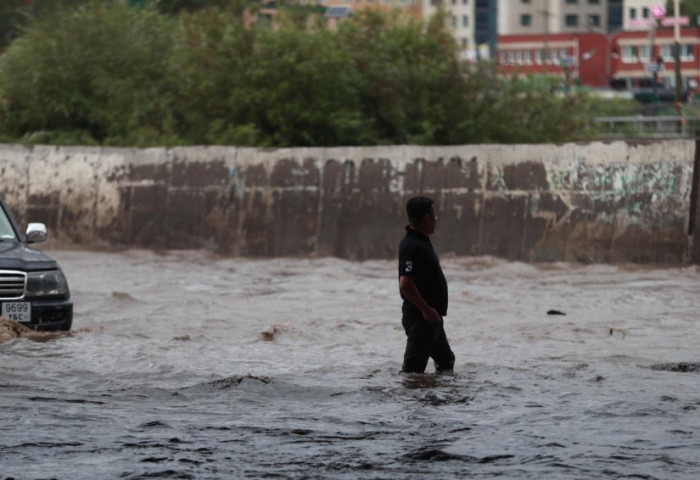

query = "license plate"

[{"left": 2, "top": 302, "right": 31, "bottom": 322}]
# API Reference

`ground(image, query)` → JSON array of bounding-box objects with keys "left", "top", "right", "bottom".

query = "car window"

[{"left": 0, "top": 204, "right": 18, "bottom": 241}]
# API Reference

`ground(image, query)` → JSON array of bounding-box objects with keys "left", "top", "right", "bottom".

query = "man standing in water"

[{"left": 398, "top": 196, "right": 455, "bottom": 373}]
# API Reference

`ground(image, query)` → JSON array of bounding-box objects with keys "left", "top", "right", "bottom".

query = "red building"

[
  {"left": 498, "top": 33, "right": 608, "bottom": 87},
  {"left": 498, "top": 28, "right": 700, "bottom": 92}
]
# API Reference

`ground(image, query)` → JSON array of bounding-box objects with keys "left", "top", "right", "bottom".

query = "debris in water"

[
  {"left": 112, "top": 291, "right": 137, "bottom": 301},
  {"left": 609, "top": 327, "right": 627, "bottom": 339},
  {"left": 649, "top": 362, "right": 700, "bottom": 373},
  {"left": 261, "top": 323, "right": 292, "bottom": 341},
  {"left": 210, "top": 374, "right": 272, "bottom": 388}
]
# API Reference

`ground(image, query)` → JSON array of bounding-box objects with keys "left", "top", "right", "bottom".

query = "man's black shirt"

[{"left": 398, "top": 226, "right": 448, "bottom": 316}]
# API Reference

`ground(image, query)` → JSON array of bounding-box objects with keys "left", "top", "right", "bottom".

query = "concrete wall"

[{"left": 0, "top": 140, "right": 697, "bottom": 263}]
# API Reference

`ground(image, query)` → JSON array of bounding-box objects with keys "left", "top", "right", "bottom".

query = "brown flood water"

[{"left": 1, "top": 249, "right": 699, "bottom": 479}]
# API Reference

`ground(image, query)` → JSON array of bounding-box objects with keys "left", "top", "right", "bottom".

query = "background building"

[
  {"left": 474, "top": 0, "right": 497, "bottom": 57},
  {"left": 498, "top": 0, "right": 608, "bottom": 36},
  {"left": 322, "top": 0, "right": 422, "bottom": 19},
  {"left": 493, "top": 1, "right": 700, "bottom": 93},
  {"left": 608, "top": 0, "right": 623, "bottom": 30},
  {"left": 624, "top": 0, "right": 662, "bottom": 30},
  {"left": 498, "top": 27, "right": 700, "bottom": 92},
  {"left": 422, "top": 0, "right": 474, "bottom": 59},
  {"left": 498, "top": 32, "right": 608, "bottom": 86}
]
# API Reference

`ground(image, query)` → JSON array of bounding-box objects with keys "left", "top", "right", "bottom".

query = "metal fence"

[{"left": 595, "top": 115, "right": 700, "bottom": 139}]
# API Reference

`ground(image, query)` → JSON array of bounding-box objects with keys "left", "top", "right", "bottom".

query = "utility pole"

[
  {"left": 539, "top": 0, "right": 551, "bottom": 69},
  {"left": 649, "top": 12, "right": 657, "bottom": 94},
  {"left": 674, "top": 0, "right": 683, "bottom": 106},
  {"left": 543, "top": 0, "right": 550, "bottom": 68}
]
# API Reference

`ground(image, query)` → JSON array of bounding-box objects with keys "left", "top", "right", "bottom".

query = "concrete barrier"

[{"left": 0, "top": 140, "right": 697, "bottom": 263}]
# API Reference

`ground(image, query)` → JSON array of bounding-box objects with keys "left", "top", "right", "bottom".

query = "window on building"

[
  {"left": 521, "top": 14, "right": 532, "bottom": 27},
  {"left": 588, "top": 14, "right": 600, "bottom": 28},
  {"left": 565, "top": 14, "right": 578, "bottom": 27},
  {"left": 451, "top": 0, "right": 457, "bottom": 5},
  {"left": 535, "top": 50, "right": 543, "bottom": 64},
  {"left": 682, "top": 45, "right": 695, "bottom": 61},
  {"left": 661, "top": 45, "right": 673, "bottom": 61},
  {"left": 622, "top": 45, "right": 639, "bottom": 63},
  {"left": 588, "top": 0, "right": 599, "bottom": 4},
  {"left": 544, "top": 49, "right": 554, "bottom": 64},
  {"left": 521, "top": 0, "right": 531, "bottom": 3},
  {"left": 463, "top": 0, "right": 468, "bottom": 4},
  {"left": 566, "top": 0, "right": 577, "bottom": 4},
  {"left": 608, "top": 0, "right": 622, "bottom": 31},
  {"left": 630, "top": 8, "right": 636, "bottom": 19},
  {"left": 463, "top": 15, "right": 469, "bottom": 27},
  {"left": 661, "top": 44, "right": 695, "bottom": 62},
  {"left": 452, "top": 15, "right": 457, "bottom": 28},
  {"left": 524, "top": 50, "right": 532, "bottom": 64},
  {"left": 639, "top": 45, "right": 651, "bottom": 62},
  {"left": 642, "top": 7, "right": 649, "bottom": 18},
  {"left": 461, "top": 38, "right": 468, "bottom": 49}
]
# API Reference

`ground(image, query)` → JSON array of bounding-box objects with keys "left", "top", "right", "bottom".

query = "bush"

[
  {"left": 0, "top": 1, "right": 180, "bottom": 146},
  {"left": 0, "top": 1, "right": 609, "bottom": 147}
]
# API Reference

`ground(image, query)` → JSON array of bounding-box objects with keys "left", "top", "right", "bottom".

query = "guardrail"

[{"left": 595, "top": 116, "right": 700, "bottom": 139}]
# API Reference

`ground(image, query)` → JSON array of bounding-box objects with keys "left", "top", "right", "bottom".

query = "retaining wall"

[{"left": 0, "top": 141, "right": 698, "bottom": 263}]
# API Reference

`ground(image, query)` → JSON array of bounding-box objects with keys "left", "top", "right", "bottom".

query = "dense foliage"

[
  {"left": 665, "top": 0, "right": 700, "bottom": 23},
  {"left": 0, "top": 0, "right": 629, "bottom": 147}
]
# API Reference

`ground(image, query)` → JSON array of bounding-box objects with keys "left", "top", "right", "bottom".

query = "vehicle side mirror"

[{"left": 26, "top": 223, "right": 47, "bottom": 244}]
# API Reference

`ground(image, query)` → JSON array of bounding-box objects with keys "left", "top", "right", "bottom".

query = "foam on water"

[{"left": 1, "top": 250, "right": 699, "bottom": 479}]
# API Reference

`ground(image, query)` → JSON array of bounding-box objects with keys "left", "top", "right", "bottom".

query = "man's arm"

[{"left": 399, "top": 275, "right": 441, "bottom": 323}]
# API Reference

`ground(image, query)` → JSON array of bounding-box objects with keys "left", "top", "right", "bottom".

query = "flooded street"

[{"left": 1, "top": 249, "right": 700, "bottom": 479}]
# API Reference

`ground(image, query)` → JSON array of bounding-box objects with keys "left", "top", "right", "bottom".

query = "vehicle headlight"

[{"left": 26, "top": 270, "right": 70, "bottom": 299}]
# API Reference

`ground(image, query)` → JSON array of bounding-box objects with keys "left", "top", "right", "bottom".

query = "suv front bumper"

[{"left": 21, "top": 299, "right": 73, "bottom": 331}]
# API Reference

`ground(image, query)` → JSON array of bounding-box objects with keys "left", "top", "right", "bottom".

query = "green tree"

[
  {"left": 0, "top": 0, "right": 96, "bottom": 51},
  {"left": 0, "top": 1, "right": 179, "bottom": 146},
  {"left": 454, "top": 67, "right": 599, "bottom": 144},
  {"left": 172, "top": 7, "right": 371, "bottom": 146},
  {"left": 169, "top": 7, "right": 261, "bottom": 144},
  {"left": 0, "top": 0, "right": 31, "bottom": 51},
  {"left": 336, "top": 9, "right": 467, "bottom": 145},
  {"left": 0, "top": 1, "right": 612, "bottom": 147},
  {"left": 155, "top": 0, "right": 241, "bottom": 15},
  {"left": 665, "top": 0, "right": 700, "bottom": 24}
]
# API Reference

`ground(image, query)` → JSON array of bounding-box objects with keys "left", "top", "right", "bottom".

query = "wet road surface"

[{"left": 1, "top": 250, "right": 699, "bottom": 479}]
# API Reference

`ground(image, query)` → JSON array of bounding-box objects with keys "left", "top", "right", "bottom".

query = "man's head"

[{"left": 406, "top": 196, "right": 437, "bottom": 235}]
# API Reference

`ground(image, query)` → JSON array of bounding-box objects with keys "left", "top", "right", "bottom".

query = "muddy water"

[{"left": 1, "top": 250, "right": 699, "bottom": 479}]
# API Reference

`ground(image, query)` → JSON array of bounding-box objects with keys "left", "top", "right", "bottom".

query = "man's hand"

[
  {"left": 421, "top": 306, "right": 442, "bottom": 324},
  {"left": 399, "top": 275, "right": 441, "bottom": 324}
]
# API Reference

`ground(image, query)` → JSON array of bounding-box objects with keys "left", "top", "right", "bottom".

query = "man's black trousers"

[{"left": 401, "top": 307, "right": 455, "bottom": 373}]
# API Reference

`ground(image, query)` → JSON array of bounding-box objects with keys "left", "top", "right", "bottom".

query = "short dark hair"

[{"left": 406, "top": 196, "right": 434, "bottom": 224}]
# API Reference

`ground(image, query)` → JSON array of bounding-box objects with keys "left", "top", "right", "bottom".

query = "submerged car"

[{"left": 0, "top": 194, "right": 72, "bottom": 331}]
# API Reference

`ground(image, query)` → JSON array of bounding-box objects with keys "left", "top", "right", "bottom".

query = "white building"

[
  {"left": 419, "top": 0, "right": 675, "bottom": 61},
  {"left": 623, "top": 0, "right": 664, "bottom": 30},
  {"left": 423, "top": 0, "right": 475, "bottom": 57},
  {"left": 497, "top": 0, "right": 607, "bottom": 36}
]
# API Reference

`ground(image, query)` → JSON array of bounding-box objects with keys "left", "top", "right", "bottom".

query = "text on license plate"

[{"left": 2, "top": 302, "right": 31, "bottom": 322}]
